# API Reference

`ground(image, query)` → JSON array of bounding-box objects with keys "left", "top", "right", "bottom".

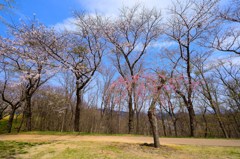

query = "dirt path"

[{"left": 0, "top": 134, "right": 240, "bottom": 147}]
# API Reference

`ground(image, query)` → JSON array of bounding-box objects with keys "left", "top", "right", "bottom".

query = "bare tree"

[
  {"left": 159, "top": 89, "right": 180, "bottom": 137},
  {"left": 101, "top": 5, "right": 162, "bottom": 133},
  {"left": 0, "top": 0, "right": 14, "bottom": 10},
  {"left": 209, "top": 29, "right": 240, "bottom": 55},
  {"left": 208, "top": 0, "right": 240, "bottom": 55},
  {"left": 219, "top": 0, "right": 240, "bottom": 23},
  {"left": 165, "top": 0, "right": 218, "bottom": 136},
  {"left": 58, "top": 71, "right": 76, "bottom": 132},
  {"left": 96, "top": 67, "right": 116, "bottom": 132},
  {"left": 215, "top": 62, "right": 240, "bottom": 135},
  {"left": 193, "top": 53, "right": 229, "bottom": 138}
]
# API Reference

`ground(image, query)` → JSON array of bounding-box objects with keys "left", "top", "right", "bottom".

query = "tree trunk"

[
  {"left": 176, "top": 91, "right": 195, "bottom": 137},
  {"left": 17, "top": 113, "right": 25, "bottom": 133},
  {"left": 148, "top": 98, "right": 160, "bottom": 148},
  {"left": 187, "top": 104, "right": 195, "bottom": 137},
  {"left": 25, "top": 95, "right": 32, "bottom": 131},
  {"left": 118, "top": 104, "right": 121, "bottom": 134},
  {"left": 232, "top": 114, "right": 240, "bottom": 135},
  {"left": 215, "top": 110, "right": 229, "bottom": 138},
  {"left": 173, "top": 119, "right": 178, "bottom": 137},
  {"left": 7, "top": 108, "right": 16, "bottom": 133},
  {"left": 109, "top": 103, "right": 114, "bottom": 134},
  {"left": 61, "top": 108, "right": 68, "bottom": 132},
  {"left": 128, "top": 93, "right": 134, "bottom": 134},
  {"left": 159, "top": 104, "right": 167, "bottom": 136},
  {"left": 0, "top": 106, "right": 7, "bottom": 121},
  {"left": 209, "top": 99, "right": 229, "bottom": 138},
  {"left": 186, "top": 44, "right": 195, "bottom": 137},
  {"left": 74, "top": 87, "right": 81, "bottom": 132},
  {"left": 136, "top": 111, "right": 140, "bottom": 134},
  {"left": 202, "top": 108, "right": 208, "bottom": 138}
]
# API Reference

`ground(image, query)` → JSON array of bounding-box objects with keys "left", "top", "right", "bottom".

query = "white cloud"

[
  {"left": 150, "top": 41, "right": 175, "bottom": 49},
  {"left": 205, "top": 53, "right": 240, "bottom": 70},
  {"left": 217, "top": 56, "right": 240, "bottom": 66},
  {"left": 53, "top": 17, "right": 77, "bottom": 32},
  {"left": 50, "top": 0, "right": 234, "bottom": 31},
  {"left": 53, "top": 0, "right": 172, "bottom": 32},
  {"left": 77, "top": 0, "right": 172, "bottom": 16}
]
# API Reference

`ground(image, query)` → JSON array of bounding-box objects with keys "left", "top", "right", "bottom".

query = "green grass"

[
  {"left": 0, "top": 137, "right": 239, "bottom": 159},
  {"left": 0, "top": 141, "right": 48, "bottom": 159},
  {"left": 15, "top": 141, "right": 240, "bottom": 159},
  {"left": 170, "top": 144, "right": 240, "bottom": 159}
]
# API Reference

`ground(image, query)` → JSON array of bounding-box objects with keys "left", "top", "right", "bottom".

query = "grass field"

[
  {"left": 0, "top": 140, "right": 239, "bottom": 159},
  {"left": 1, "top": 117, "right": 240, "bottom": 159},
  {"left": 0, "top": 141, "right": 48, "bottom": 159}
]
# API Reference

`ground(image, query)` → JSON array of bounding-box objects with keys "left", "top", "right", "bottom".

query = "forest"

[{"left": 0, "top": 0, "right": 239, "bottom": 148}]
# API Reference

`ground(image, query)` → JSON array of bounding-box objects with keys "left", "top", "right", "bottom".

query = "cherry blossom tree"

[
  {"left": 48, "top": 14, "right": 105, "bottom": 132},
  {"left": 0, "top": 20, "right": 59, "bottom": 131},
  {"left": 110, "top": 72, "right": 176, "bottom": 147}
]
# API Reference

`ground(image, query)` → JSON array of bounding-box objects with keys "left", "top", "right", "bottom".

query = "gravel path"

[{"left": 0, "top": 134, "right": 239, "bottom": 147}]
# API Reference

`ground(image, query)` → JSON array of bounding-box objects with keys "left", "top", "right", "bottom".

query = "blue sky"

[
  {"left": 0, "top": 0, "right": 238, "bottom": 67},
  {"left": 0, "top": 0, "right": 231, "bottom": 36},
  {"left": 0, "top": 0, "right": 172, "bottom": 81},
  {"left": 0, "top": 0, "right": 173, "bottom": 34},
  {"left": 0, "top": 0, "right": 239, "bottom": 101},
  {"left": 0, "top": 0, "right": 82, "bottom": 34},
  {"left": 15, "top": 0, "right": 81, "bottom": 25}
]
